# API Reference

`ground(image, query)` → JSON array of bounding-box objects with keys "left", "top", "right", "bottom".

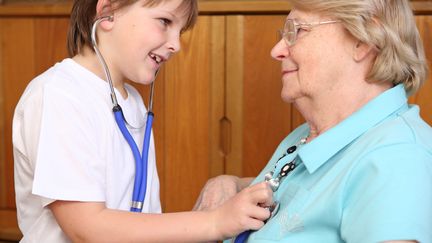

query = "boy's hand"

[{"left": 210, "top": 181, "right": 273, "bottom": 239}]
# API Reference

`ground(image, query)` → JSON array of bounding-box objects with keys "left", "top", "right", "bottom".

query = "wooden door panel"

[
  {"left": 410, "top": 16, "right": 432, "bottom": 125},
  {"left": 141, "top": 16, "right": 226, "bottom": 212},
  {"left": 226, "top": 15, "right": 296, "bottom": 177},
  {"left": 242, "top": 15, "right": 295, "bottom": 177},
  {"left": 0, "top": 17, "right": 69, "bottom": 208},
  {"left": 0, "top": 18, "right": 37, "bottom": 208}
]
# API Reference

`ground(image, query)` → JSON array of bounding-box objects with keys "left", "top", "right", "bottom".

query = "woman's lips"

[{"left": 282, "top": 69, "right": 298, "bottom": 77}]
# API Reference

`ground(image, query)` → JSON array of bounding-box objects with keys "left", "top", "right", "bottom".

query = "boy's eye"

[{"left": 159, "top": 18, "right": 172, "bottom": 26}]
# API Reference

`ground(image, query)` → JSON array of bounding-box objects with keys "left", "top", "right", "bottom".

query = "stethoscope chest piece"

[{"left": 268, "top": 201, "right": 280, "bottom": 219}]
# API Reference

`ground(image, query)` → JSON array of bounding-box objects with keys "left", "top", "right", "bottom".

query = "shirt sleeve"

[
  {"left": 32, "top": 82, "right": 106, "bottom": 204},
  {"left": 341, "top": 143, "right": 432, "bottom": 243}
]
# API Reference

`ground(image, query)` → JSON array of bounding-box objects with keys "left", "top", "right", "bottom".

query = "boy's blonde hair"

[
  {"left": 67, "top": 0, "right": 198, "bottom": 57},
  {"left": 289, "top": 0, "right": 428, "bottom": 95}
]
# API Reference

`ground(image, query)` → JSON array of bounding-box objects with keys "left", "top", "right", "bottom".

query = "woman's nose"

[{"left": 270, "top": 39, "right": 290, "bottom": 61}]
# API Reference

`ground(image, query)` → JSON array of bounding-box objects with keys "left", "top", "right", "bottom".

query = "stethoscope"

[
  {"left": 234, "top": 179, "right": 282, "bottom": 242},
  {"left": 233, "top": 201, "right": 279, "bottom": 243},
  {"left": 91, "top": 16, "right": 157, "bottom": 213}
]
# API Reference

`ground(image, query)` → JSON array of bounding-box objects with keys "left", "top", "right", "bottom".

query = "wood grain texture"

[
  {"left": 1, "top": 18, "right": 37, "bottom": 209},
  {"left": 0, "top": 17, "right": 69, "bottom": 209},
  {"left": 241, "top": 15, "right": 295, "bottom": 177},
  {"left": 208, "top": 16, "right": 226, "bottom": 178},
  {"left": 159, "top": 16, "right": 223, "bottom": 212},
  {"left": 410, "top": 15, "right": 432, "bottom": 124},
  {"left": 0, "top": 209, "right": 21, "bottom": 241},
  {"left": 225, "top": 15, "right": 244, "bottom": 176},
  {"left": 0, "top": 17, "right": 5, "bottom": 208},
  {"left": 1, "top": 1, "right": 432, "bottom": 15}
]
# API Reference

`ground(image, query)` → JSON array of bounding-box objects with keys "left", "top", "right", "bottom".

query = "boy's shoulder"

[
  {"left": 25, "top": 58, "right": 77, "bottom": 91},
  {"left": 16, "top": 58, "right": 105, "bottom": 111}
]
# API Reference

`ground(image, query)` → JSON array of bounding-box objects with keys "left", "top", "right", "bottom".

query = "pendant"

[
  {"left": 280, "top": 161, "right": 296, "bottom": 177},
  {"left": 264, "top": 171, "right": 273, "bottom": 181},
  {"left": 264, "top": 172, "right": 280, "bottom": 192},
  {"left": 287, "top": 145, "right": 297, "bottom": 154}
]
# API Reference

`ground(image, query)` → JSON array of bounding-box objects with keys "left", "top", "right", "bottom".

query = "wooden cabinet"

[
  {"left": 0, "top": 15, "right": 71, "bottom": 241},
  {"left": 1, "top": 1, "right": 432, "bottom": 241},
  {"left": 148, "top": 15, "right": 226, "bottom": 212}
]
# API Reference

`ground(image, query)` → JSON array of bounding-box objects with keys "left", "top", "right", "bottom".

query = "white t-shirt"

[{"left": 13, "top": 58, "right": 161, "bottom": 243}]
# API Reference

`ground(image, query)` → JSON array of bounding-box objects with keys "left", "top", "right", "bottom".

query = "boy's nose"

[{"left": 168, "top": 35, "right": 181, "bottom": 53}]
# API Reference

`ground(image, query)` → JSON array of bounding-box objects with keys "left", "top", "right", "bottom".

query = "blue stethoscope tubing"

[
  {"left": 113, "top": 107, "right": 153, "bottom": 212},
  {"left": 234, "top": 230, "right": 252, "bottom": 243},
  {"left": 91, "top": 16, "right": 156, "bottom": 213}
]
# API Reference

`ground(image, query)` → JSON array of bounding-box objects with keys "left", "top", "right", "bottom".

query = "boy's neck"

[{"left": 72, "top": 46, "right": 128, "bottom": 99}]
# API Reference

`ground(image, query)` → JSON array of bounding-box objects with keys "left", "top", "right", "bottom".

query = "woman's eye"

[
  {"left": 297, "top": 27, "right": 307, "bottom": 34},
  {"left": 159, "top": 18, "right": 172, "bottom": 26}
]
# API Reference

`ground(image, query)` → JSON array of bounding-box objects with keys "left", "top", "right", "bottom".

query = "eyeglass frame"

[{"left": 278, "top": 19, "right": 341, "bottom": 46}]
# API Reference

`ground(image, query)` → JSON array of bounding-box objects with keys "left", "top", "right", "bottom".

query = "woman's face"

[
  {"left": 101, "top": 0, "right": 188, "bottom": 86},
  {"left": 271, "top": 9, "right": 358, "bottom": 104}
]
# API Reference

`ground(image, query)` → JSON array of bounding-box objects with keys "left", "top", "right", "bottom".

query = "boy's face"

[{"left": 100, "top": 0, "right": 189, "bottom": 86}]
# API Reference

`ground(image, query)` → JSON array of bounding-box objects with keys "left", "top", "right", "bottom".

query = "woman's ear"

[
  {"left": 353, "top": 41, "right": 376, "bottom": 62},
  {"left": 96, "top": 0, "right": 114, "bottom": 30}
]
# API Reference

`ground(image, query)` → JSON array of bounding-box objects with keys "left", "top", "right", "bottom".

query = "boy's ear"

[
  {"left": 96, "top": 0, "right": 114, "bottom": 30},
  {"left": 353, "top": 41, "right": 376, "bottom": 62},
  {"left": 96, "top": 0, "right": 112, "bottom": 17}
]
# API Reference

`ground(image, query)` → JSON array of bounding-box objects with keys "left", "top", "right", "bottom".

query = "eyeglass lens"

[{"left": 279, "top": 19, "right": 297, "bottom": 45}]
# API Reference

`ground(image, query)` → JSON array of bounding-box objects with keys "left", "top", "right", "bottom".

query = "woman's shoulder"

[
  {"left": 367, "top": 104, "right": 432, "bottom": 151},
  {"left": 348, "top": 106, "right": 432, "bottom": 175}
]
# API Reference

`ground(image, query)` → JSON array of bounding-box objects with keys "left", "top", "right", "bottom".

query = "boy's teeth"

[{"left": 150, "top": 53, "right": 161, "bottom": 63}]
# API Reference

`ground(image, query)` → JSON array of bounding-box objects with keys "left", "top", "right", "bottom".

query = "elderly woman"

[{"left": 194, "top": 0, "right": 432, "bottom": 242}]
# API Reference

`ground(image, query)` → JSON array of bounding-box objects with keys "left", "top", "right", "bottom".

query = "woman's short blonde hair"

[{"left": 289, "top": 0, "right": 428, "bottom": 95}]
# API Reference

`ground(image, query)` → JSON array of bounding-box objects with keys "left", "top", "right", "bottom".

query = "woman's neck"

[{"left": 297, "top": 82, "right": 392, "bottom": 141}]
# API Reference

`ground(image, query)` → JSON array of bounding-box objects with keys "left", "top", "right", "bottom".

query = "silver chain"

[{"left": 265, "top": 136, "right": 308, "bottom": 192}]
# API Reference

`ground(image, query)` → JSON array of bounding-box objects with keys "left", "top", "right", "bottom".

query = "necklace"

[
  {"left": 232, "top": 136, "right": 309, "bottom": 243},
  {"left": 264, "top": 136, "right": 308, "bottom": 192}
]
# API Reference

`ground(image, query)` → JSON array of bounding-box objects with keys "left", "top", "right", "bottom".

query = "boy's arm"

[
  {"left": 194, "top": 175, "right": 254, "bottom": 211},
  {"left": 50, "top": 181, "right": 271, "bottom": 242}
]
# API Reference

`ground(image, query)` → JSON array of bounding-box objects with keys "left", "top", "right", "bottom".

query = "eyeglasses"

[{"left": 278, "top": 19, "right": 341, "bottom": 46}]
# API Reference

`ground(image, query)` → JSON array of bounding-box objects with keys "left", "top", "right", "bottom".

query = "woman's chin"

[{"left": 280, "top": 89, "right": 299, "bottom": 103}]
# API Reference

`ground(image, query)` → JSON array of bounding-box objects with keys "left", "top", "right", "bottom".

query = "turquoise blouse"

[{"left": 230, "top": 85, "right": 432, "bottom": 243}]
